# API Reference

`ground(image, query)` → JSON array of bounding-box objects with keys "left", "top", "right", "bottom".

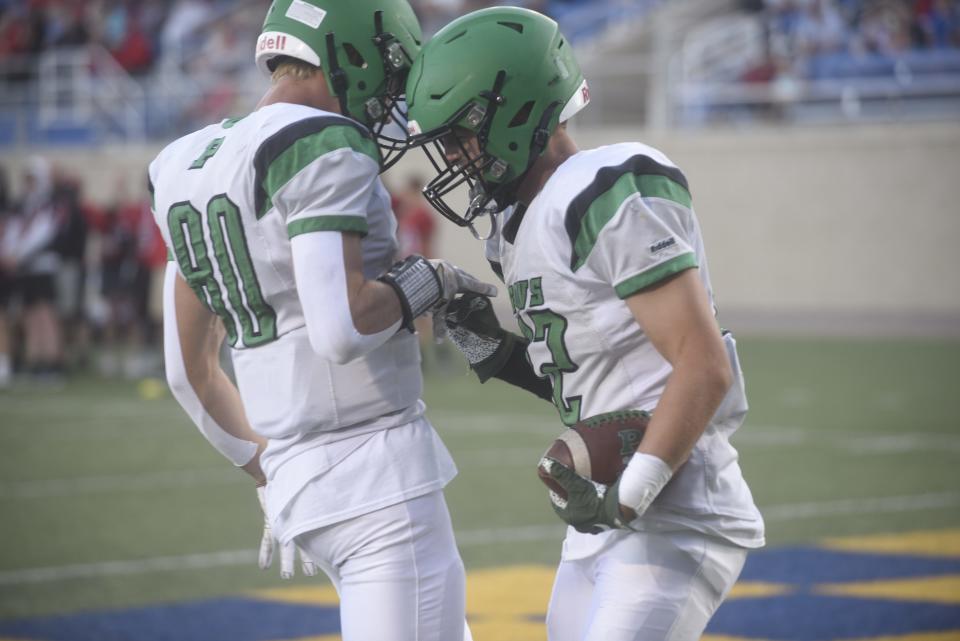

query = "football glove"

[
  {"left": 441, "top": 292, "right": 517, "bottom": 381},
  {"left": 540, "top": 457, "right": 636, "bottom": 535},
  {"left": 256, "top": 486, "right": 318, "bottom": 579}
]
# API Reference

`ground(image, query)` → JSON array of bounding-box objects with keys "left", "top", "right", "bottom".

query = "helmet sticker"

[
  {"left": 285, "top": 0, "right": 327, "bottom": 29},
  {"left": 407, "top": 119, "right": 422, "bottom": 135},
  {"left": 559, "top": 79, "right": 590, "bottom": 123}
]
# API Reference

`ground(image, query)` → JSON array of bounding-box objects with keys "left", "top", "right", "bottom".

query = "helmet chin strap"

[{"left": 466, "top": 186, "right": 503, "bottom": 240}]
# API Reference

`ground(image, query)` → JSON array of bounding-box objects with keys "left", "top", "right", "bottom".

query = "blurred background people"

[
  {"left": 0, "top": 156, "right": 63, "bottom": 382},
  {"left": 391, "top": 176, "right": 448, "bottom": 371}
]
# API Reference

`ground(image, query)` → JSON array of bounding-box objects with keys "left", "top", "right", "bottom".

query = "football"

[{"left": 537, "top": 410, "right": 650, "bottom": 499}]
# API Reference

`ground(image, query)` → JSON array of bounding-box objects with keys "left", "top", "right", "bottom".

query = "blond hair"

[{"left": 271, "top": 57, "right": 321, "bottom": 83}]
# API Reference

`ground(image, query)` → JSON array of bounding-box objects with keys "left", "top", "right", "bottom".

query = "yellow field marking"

[
  {"left": 250, "top": 585, "right": 340, "bottom": 605},
  {"left": 264, "top": 636, "right": 340, "bottom": 641},
  {"left": 822, "top": 529, "right": 960, "bottom": 557},
  {"left": 816, "top": 574, "right": 960, "bottom": 604},
  {"left": 726, "top": 581, "right": 793, "bottom": 599},
  {"left": 466, "top": 565, "right": 554, "bottom": 617},
  {"left": 463, "top": 565, "right": 554, "bottom": 641},
  {"left": 830, "top": 632, "right": 960, "bottom": 641}
]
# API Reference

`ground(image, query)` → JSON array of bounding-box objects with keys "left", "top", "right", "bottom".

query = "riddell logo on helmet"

[
  {"left": 581, "top": 83, "right": 590, "bottom": 103},
  {"left": 258, "top": 34, "right": 287, "bottom": 52}
]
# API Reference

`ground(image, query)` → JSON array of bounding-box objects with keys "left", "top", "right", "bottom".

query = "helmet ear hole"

[
  {"left": 343, "top": 42, "right": 368, "bottom": 69},
  {"left": 509, "top": 100, "right": 535, "bottom": 128}
]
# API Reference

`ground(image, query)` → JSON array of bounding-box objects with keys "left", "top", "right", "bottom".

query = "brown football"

[{"left": 537, "top": 410, "right": 650, "bottom": 499}]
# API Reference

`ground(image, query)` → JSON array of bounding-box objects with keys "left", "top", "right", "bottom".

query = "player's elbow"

[
  {"left": 307, "top": 324, "right": 364, "bottom": 365},
  {"left": 702, "top": 343, "right": 733, "bottom": 399},
  {"left": 165, "top": 367, "right": 194, "bottom": 404}
]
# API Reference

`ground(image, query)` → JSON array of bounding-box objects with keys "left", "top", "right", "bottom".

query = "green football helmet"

[
  {"left": 405, "top": 7, "right": 589, "bottom": 229},
  {"left": 256, "top": 0, "right": 423, "bottom": 168}
]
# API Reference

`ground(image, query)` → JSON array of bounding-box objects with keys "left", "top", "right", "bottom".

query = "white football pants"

[
  {"left": 295, "top": 490, "right": 471, "bottom": 641},
  {"left": 545, "top": 530, "right": 747, "bottom": 641}
]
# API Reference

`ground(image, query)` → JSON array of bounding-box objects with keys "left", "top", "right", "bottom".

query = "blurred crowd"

[
  {"left": 0, "top": 162, "right": 444, "bottom": 388},
  {"left": 741, "top": 0, "right": 960, "bottom": 82},
  {"left": 0, "top": 0, "right": 554, "bottom": 79},
  {"left": 0, "top": 159, "right": 164, "bottom": 387},
  {"left": 0, "top": 0, "right": 239, "bottom": 78},
  {"left": 0, "top": 0, "right": 556, "bottom": 136}
]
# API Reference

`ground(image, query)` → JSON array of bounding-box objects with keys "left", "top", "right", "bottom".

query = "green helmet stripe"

[
  {"left": 253, "top": 116, "right": 378, "bottom": 218},
  {"left": 565, "top": 155, "right": 691, "bottom": 271}
]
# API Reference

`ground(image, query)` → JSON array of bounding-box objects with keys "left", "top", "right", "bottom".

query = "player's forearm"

[
  {"left": 165, "top": 353, "right": 266, "bottom": 480},
  {"left": 163, "top": 265, "right": 264, "bottom": 476},
  {"left": 345, "top": 276, "right": 404, "bottom": 334},
  {"left": 490, "top": 337, "right": 554, "bottom": 402},
  {"left": 187, "top": 367, "right": 268, "bottom": 483},
  {"left": 293, "top": 233, "right": 400, "bottom": 364},
  {"left": 637, "top": 340, "right": 732, "bottom": 470}
]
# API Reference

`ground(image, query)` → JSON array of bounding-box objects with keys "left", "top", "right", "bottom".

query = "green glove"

[
  {"left": 541, "top": 457, "right": 636, "bottom": 534},
  {"left": 443, "top": 292, "right": 517, "bottom": 382}
]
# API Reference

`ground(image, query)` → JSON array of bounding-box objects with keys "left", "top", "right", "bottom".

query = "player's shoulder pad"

[
  {"left": 563, "top": 144, "right": 691, "bottom": 272},
  {"left": 252, "top": 112, "right": 382, "bottom": 219}
]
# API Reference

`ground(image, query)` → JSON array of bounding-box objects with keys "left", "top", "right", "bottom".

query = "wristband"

[
  {"left": 618, "top": 452, "right": 673, "bottom": 517},
  {"left": 377, "top": 255, "right": 441, "bottom": 329}
]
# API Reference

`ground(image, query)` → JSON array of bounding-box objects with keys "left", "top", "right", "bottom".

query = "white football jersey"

[
  {"left": 487, "top": 143, "right": 765, "bottom": 556},
  {"left": 150, "top": 104, "right": 447, "bottom": 529}
]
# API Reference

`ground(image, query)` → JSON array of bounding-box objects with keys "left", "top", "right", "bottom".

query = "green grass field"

[{"left": 1, "top": 337, "right": 958, "bottom": 621}]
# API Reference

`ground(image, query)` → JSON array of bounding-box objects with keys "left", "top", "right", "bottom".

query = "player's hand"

[
  {"left": 427, "top": 259, "right": 498, "bottom": 308},
  {"left": 439, "top": 292, "right": 516, "bottom": 380},
  {"left": 256, "top": 486, "right": 318, "bottom": 579},
  {"left": 541, "top": 457, "right": 636, "bottom": 535}
]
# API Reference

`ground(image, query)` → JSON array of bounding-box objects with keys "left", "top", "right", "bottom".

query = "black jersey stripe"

[
  {"left": 564, "top": 154, "right": 690, "bottom": 271},
  {"left": 252, "top": 116, "right": 377, "bottom": 219}
]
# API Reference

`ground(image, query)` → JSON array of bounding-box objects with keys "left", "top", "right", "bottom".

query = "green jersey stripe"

[
  {"left": 613, "top": 252, "right": 698, "bottom": 299},
  {"left": 253, "top": 116, "right": 380, "bottom": 219},
  {"left": 287, "top": 215, "right": 369, "bottom": 238},
  {"left": 564, "top": 154, "right": 690, "bottom": 271}
]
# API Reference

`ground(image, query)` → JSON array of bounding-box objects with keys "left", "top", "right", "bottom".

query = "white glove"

[
  {"left": 428, "top": 258, "right": 498, "bottom": 304},
  {"left": 256, "top": 486, "right": 318, "bottom": 579},
  {"left": 428, "top": 259, "right": 498, "bottom": 342}
]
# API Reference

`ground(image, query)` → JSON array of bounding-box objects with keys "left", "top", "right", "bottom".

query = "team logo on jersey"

[{"left": 649, "top": 236, "right": 676, "bottom": 254}]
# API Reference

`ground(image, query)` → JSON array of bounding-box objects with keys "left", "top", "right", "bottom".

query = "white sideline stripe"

[
  {"left": 430, "top": 410, "right": 960, "bottom": 453},
  {"left": 0, "top": 452, "right": 545, "bottom": 500},
  {"left": 0, "top": 469, "right": 236, "bottom": 499},
  {"left": 762, "top": 491, "right": 960, "bottom": 521},
  {"left": 0, "top": 551, "right": 256, "bottom": 585},
  {"left": 1, "top": 491, "right": 958, "bottom": 586},
  {"left": 6, "top": 428, "right": 960, "bottom": 501}
]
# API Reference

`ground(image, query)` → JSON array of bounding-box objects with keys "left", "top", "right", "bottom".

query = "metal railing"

[{"left": 668, "top": 15, "right": 960, "bottom": 127}]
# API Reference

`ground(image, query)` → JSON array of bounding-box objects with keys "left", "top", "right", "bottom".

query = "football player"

[
  {"left": 150, "top": 1, "right": 493, "bottom": 639},
  {"left": 404, "top": 7, "right": 765, "bottom": 641}
]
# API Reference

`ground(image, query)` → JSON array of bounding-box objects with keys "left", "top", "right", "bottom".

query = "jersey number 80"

[{"left": 168, "top": 194, "right": 277, "bottom": 347}]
